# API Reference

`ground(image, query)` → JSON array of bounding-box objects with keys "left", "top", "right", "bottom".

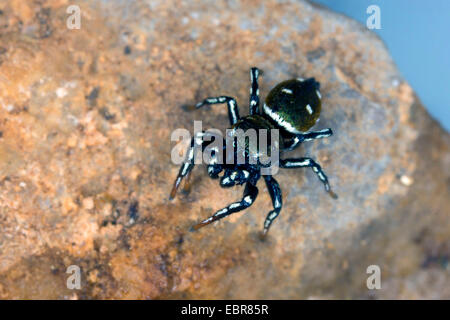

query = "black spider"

[{"left": 170, "top": 67, "right": 337, "bottom": 235}]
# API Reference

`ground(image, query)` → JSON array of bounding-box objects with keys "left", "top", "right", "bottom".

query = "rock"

[{"left": 0, "top": 0, "right": 449, "bottom": 299}]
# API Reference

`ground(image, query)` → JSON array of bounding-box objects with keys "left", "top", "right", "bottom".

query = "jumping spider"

[{"left": 170, "top": 67, "right": 337, "bottom": 235}]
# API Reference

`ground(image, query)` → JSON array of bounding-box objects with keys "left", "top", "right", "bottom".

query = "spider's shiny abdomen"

[{"left": 264, "top": 78, "right": 322, "bottom": 133}]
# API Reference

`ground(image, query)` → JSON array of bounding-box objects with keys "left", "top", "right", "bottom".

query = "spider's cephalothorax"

[{"left": 170, "top": 67, "right": 337, "bottom": 235}]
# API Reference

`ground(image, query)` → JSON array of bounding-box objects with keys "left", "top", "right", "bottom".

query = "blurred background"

[{"left": 311, "top": 0, "right": 450, "bottom": 131}]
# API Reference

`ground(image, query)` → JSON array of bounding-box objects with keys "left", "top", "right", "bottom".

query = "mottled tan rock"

[{"left": 0, "top": 0, "right": 449, "bottom": 299}]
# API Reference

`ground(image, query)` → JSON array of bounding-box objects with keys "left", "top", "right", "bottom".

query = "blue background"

[{"left": 311, "top": 0, "right": 450, "bottom": 131}]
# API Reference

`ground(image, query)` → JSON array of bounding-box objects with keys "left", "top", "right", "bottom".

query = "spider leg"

[
  {"left": 207, "top": 164, "right": 222, "bottom": 179},
  {"left": 249, "top": 67, "right": 261, "bottom": 114},
  {"left": 207, "top": 148, "right": 223, "bottom": 179},
  {"left": 182, "top": 170, "right": 193, "bottom": 193},
  {"left": 195, "top": 96, "right": 240, "bottom": 125},
  {"left": 280, "top": 158, "right": 338, "bottom": 199},
  {"left": 301, "top": 128, "right": 333, "bottom": 141},
  {"left": 219, "top": 168, "right": 251, "bottom": 187},
  {"left": 191, "top": 182, "right": 258, "bottom": 231},
  {"left": 284, "top": 128, "right": 333, "bottom": 151},
  {"left": 220, "top": 169, "right": 236, "bottom": 187},
  {"left": 262, "top": 176, "right": 282, "bottom": 235},
  {"left": 170, "top": 131, "right": 217, "bottom": 199}
]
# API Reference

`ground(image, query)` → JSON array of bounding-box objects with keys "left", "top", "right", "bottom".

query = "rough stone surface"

[{"left": 0, "top": 0, "right": 449, "bottom": 299}]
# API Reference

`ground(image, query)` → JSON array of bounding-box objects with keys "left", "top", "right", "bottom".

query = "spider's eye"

[{"left": 263, "top": 78, "right": 321, "bottom": 133}]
